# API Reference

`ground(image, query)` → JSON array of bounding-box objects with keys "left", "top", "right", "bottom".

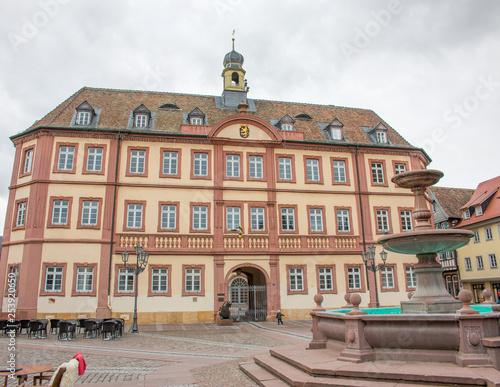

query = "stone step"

[{"left": 239, "top": 360, "right": 288, "bottom": 386}]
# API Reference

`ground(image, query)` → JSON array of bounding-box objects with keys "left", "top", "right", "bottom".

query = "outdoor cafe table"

[{"left": 0, "top": 364, "right": 53, "bottom": 386}]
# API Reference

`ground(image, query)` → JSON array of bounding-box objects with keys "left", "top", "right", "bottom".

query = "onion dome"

[{"left": 223, "top": 49, "right": 244, "bottom": 69}]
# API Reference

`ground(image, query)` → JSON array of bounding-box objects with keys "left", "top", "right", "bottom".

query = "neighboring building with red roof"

[
  {"left": 430, "top": 186, "right": 475, "bottom": 297},
  {"left": 454, "top": 176, "right": 500, "bottom": 303},
  {"left": 0, "top": 43, "right": 430, "bottom": 322}
]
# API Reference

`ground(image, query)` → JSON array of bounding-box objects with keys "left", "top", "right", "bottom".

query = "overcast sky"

[{"left": 1, "top": 0, "right": 499, "bottom": 232}]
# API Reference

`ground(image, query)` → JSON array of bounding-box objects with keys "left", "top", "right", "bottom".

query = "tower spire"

[{"left": 232, "top": 29, "right": 235, "bottom": 50}]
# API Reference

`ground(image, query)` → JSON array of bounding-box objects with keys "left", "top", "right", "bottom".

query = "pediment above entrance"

[{"left": 209, "top": 115, "right": 283, "bottom": 142}]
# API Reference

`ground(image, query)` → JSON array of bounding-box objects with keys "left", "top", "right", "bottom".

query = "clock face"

[{"left": 239, "top": 124, "right": 249, "bottom": 138}]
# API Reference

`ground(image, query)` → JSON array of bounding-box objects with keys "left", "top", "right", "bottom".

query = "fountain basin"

[
  {"left": 329, "top": 305, "right": 495, "bottom": 314},
  {"left": 378, "top": 229, "right": 473, "bottom": 255},
  {"left": 392, "top": 169, "right": 443, "bottom": 188}
]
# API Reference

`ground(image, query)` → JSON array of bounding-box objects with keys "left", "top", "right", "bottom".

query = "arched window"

[
  {"left": 229, "top": 276, "right": 248, "bottom": 304},
  {"left": 231, "top": 72, "right": 239, "bottom": 86}
]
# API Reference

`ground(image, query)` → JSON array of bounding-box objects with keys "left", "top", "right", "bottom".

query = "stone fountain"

[{"left": 240, "top": 169, "right": 500, "bottom": 386}]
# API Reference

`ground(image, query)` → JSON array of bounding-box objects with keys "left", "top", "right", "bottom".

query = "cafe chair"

[{"left": 19, "top": 319, "right": 31, "bottom": 335}]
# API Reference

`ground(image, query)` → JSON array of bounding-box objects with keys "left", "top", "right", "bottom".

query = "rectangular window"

[
  {"left": 281, "top": 208, "right": 295, "bottom": 231},
  {"left": 162, "top": 151, "right": 178, "bottom": 175},
  {"left": 160, "top": 205, "right": 176, "bottom": 230},
  {"left": 77, "top": 111, "right": 90, "bottom": 125},
  {"left": 371, "top": 162, "right": 384, "bottom": 184},
  {"left": 289, "top": 268, "right": 304, "bottom": 291},
  {"left": 135, "top": 114, "right": 148, "bottom": 128},
  {"left": 152, "top": 268, "right": 168, "bottom": 292},
  {"left": 226, "top": 207, "right": 241, "bottom": 231},
  {"left": 86, "top": 147, "right": 103, "bottom": 172},
  {"left": 249, "top": 156, "right": 263, "bottom": 179},
  {"left": 81, "top": 201, "right": 99, "bottom": 226},
  {"left": 405, "top": 266, "right": 417, "bottom": 288},
  {"left": 76, "top": 267, "right": 94, "bottom": 293},
  {"left": 52, "top": 200, "right": 69, "bottom": 225},
  {"left": 226, "top": 155, "right": 240, "bottom": 178},
  {"left": 475, "top": 206, "right": 483, "bottom": 217},
  {"left": 337, "top": 209, "right": 350, "bottom": 232},
  {"left": 465, "top": 257, "right": 472, "bottom": 271},
  {"left": 473, "top": 230, "right": 480, "bottom": 243},
  {"left": 191, "top": 117, "right": 203, "bottom": 125},
  {"left": 309, "top": 208, "right": 323, "bottom": 232},
  {"left": 193, "top": 206, "right": 208, "bottom": 230},
  {"left": 193, "top": 153, "right": 208, "bottom": 177},
  {"left": 347, "top": 267, "right": 361, "bottom": 290},
  {"left": 185, "top": 268, "right": 201, "bottom": 292},
  {"left": 318, "top": 267, "right": 333, "bottom": 291},
  {"left": 45, "top": 267, "right": 63, "bottom": 292},
  {"left": 250, "top": 207, "right": 265, "bottom": 231},
  {"left": 23, "top": 149, "right": 33, "bottom": 174},
  {"left": 376, "top": 210, "right": 389, "bottom": 232},
  {"left": 331, "top": 128, "right": 342, "bottom": 140},
  {"left": 333, "top": 160, "right": 346, "bottom": 183},
  {"left": 476, "top": 255, "right": 484, "bottom": 270},
  {"left": 278, "top": 157, "right": 292, "bottom": 180},
  {"left": 130, "top": 150, "right": 146, "bottom": 174},
  {"left": 306, "top": 159, "right": 320, "bottom": 182},
  {"left": 376, "top": 131, "right": 386, "bottom": 143},
  {"left": 127, "top": 203, "right": 143, "bottom": 229},
  {"left": 57, "top": 146, "right": 75, "bottom": 171},
  {"left": 118, "top": 267, "right": 135, "bottom": 292},
  {"left": 9, "top": 266, "right": 19, "bottom": 292},
  {"left": 16, "top": 202, "right": 26, "bottom": 227},
  {"left": 281, "top": 124, "right": 293, "bottom": 131},
  {"left": 485, "top": 227, "right": 493, "bottom": 241},
  {"left": 380, "top": 267, "right": 394, "bottom": 289},
  {"left": 489, "top": 254, "right": 498, "bottom": 269},
  {"left": 394, "top": 163, "right": 406, "bottom": 175},
  {"left": 400, "top": 210, "right": 413, "bottom": 231}
]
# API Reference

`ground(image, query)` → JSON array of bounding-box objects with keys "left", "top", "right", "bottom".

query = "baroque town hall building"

[{"left": 0, "top": 44, "right": 430, "bottom": 323}]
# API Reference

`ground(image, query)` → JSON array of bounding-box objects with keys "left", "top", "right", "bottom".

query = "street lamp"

[
  {"left": 121, "top": 244, "right": 149, "bottom": 333},
  {"left": 361, "top": 244, "right": 388, "bottom": 308}
]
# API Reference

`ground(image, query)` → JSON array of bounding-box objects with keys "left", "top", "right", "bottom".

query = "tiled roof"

[
  {"left": 21, "top": 87, "right": 417, "bottom": 148},
  {"left": 456, "top": 175, "right": 500, "bottom": 227},
  {"left": 431, "top": 187, "right": 475, "bottom": 219}
]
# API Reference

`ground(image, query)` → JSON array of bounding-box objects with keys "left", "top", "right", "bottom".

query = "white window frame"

[
  {"left": 376, "top": 131, "right": 387, "bottom": 143},
  {"left": 405, "top": 266, "right": 417, "bottom": 288},
  {"left": 489, "top": 254, "right": 498, "bottom": 269},
  {"left": 16, "top": 202, "right": 26, "bottom": 227},
  {"left": 309, "top": 208, "right": 323, "bottom": 232},
  {"left": 87, "top": 147, "right": 103, "bottom": 172},
  {"left": 376, "top": 210, "right": 389, "bottom": 232},
  {"left": 476, "top": 255, "right": 484, "bottom": 270},
  {"left": 318, "top": 267, "right": 333, "bottom": 291},
  {"left": 250, "top": 207, "right": 265, "bottom": 231},
  {"left": 23, "top": 149, "right": 33, "bottom": 174},
  {"left": 281, "top": 208, "right": 295, "bottom": 231},
  {"left": 77, "top": 111, "right": 91, "bottom": 125},
  {"left": 485, "top": 227, "right": 493, "bottom": 241},
  {"left": 190, "top": 117, "right": 203, "bottom": 125},
  {"left": 76, "top": 267, "right": 94, "bottom": 293},
  {"left": 333, "top": 160, "right": 346, "bottom": 183},
  {"left": 162, "top": 151, "right": 178, "bottom": 175},
  {"left": 281, "top": 124, "right": 294, "bottom": 131},
  {"left": 475, "top": 206, "right": 483, "bottom": 217},
  {"left": 464, "top": 257, "right": 472, "bottom": 271},
  {"left": 306, "top": 159, "right": 320, "bottom": 182},
  {"left": 337, "top": 209, "right": 350, "bottom": 232},
  {"left": 380, "top": 266, "right": 395, "bottom": 289},
  {"left": 463, "top": 210, "right": 470, "bottom": 220},
  {"left": 192, "top": 205, "right": 208, "bottom": 230},
  {"left": 193, "top": 153, "right": 208, "bottom": 177},
  {"left": 289, "top": 268, "right": 304, "bottom": 291},
  {"left": 278, "top": 157, "right": 292, "bottom": 180},
  {"left": 330, "top": 127, "right": 342, "bottom": 140},
  {"left": 160, "top": 205, "right": 177, "bottom": 230},
  {"left": 9, "top": 266, "right": 19, "bottom": 292},
  {"left": 129, "top": 150, "right": 146, "bottom": 174},
  {"left": 81, "top": 201, "right": 99, "bottom": 226},
  {"left": 45, "top": 267, "right": 63, "bottom": 292},
  {"left": 118, "top": 267, "right": 135, "bottom": 292},
  {"left": 52, "top": 200, "right": 69, "bottom": 225},
  {"left": 371, "top": 162, "right": 384, "bottom": 184},
  {"left": 127, "top": 203, "right": 143, "bottom": 229},
  {"left": 151, "top": 268, "right": 168, "bottom": 292},
  {"left": 226, "top": 154, "right": 240, "bottom": 178},
  {"left": 473, "top": 230, "right": 480, "bottom": 243},
  {"left": 57, "top": 146, "right": 75, "bottom": 171},
  {"left": 135, "top": 114, "right": 148, "bottom": 128},
  {"left": 347, "top": 267, "right": 361, "bottom": 290},
  {"left": 394, "top": 163, "right": 406, "bottom": 174},
  {"left": 226, "top": 207, "right": 241, "bottom": 231},
  {"left": 185, "top": 268, "right": 201, "bottom": 292},
  {"left": 401, "top": 210, "right": 413, "bottom": 231},
  {"left": 249, "top": 156, "right": 263, "bottom": 179}
]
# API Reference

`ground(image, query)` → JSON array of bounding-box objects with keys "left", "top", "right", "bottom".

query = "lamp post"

[
  {"left": 361, "top": 244, "right": 388, "bottom": 308},
  {"left": 121, "top": 244, "right": 149, "bottom": 333}
]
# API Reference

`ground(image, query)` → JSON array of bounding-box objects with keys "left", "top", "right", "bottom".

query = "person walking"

[{"left": 276, "top": 310, "right": 284, "bottom": 325}]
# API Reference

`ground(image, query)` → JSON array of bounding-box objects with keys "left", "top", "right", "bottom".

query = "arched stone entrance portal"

[{"left": 227, "top": 265, "right": 267, "bottom": 321}]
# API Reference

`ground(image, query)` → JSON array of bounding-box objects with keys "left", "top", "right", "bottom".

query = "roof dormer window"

[
  {"left": 475, "top": 205, "right": 483, "bottom": 217},
  {"left": 277, "top": 115, "right": 295, "bottom": 131},
  {"left": 188, "top": 108, "right": 206, "bottom": 126},
  {"left": 463, "top": 210, "right": 470, "bottom": 220},
  {"left": 376, "top": 131, "right": 387, "bottom": 143},
  {"left": 74, "top": 101, "right": 95, "bottom": 126},
  {"left": 366, "top": 122, "right": 389, "bottom": 144},
  {"left": 327, "top": 119, "right": 344, "bottom": 141},
  {"left": 133, "top": 104, "right": 152, "bottom": 129}
]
